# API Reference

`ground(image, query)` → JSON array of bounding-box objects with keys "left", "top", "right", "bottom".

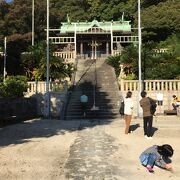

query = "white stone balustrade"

[
  {"left": 112, "top": 50, "right": 122, "bottom": 56},
  {"left": 119, "top": 79, "right": 180, "bottom": 92},
  {"left": 53, "top": 51, "right": 75, "bottom": 62},
  {"left": 118, "top": 79, "right": 180, "bottom": 115},
  {"left": 113, "top": 36, "right": 138, "bottom": 43},
  {"left": 26, "top": 81, "right": 68, "bottom": 96}
]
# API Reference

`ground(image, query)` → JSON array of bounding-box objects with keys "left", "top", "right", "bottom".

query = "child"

[{"left": 139, "top": 144, "right": 174, "bottom": 173}]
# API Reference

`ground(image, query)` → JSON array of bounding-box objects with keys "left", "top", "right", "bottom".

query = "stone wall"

[
  {"left": 0, "top": 97, "right": 37, "bottom": 126},
  {"left": 32, "top": 92, "right": 67, "bottom": 119}
]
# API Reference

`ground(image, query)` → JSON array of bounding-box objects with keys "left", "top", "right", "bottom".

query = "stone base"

[{"left": 164, "top": 109, "right": 177, "bottom": 115}]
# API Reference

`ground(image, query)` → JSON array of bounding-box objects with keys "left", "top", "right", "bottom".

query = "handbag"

[{"left": 119, "top": 101, "right": 124, "bottom": 115}]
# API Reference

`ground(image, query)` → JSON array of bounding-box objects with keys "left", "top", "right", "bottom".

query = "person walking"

[
  {"left": 80, "top": 93, "right": 88, "bottom": 117},
  {"left": 140, "top": 91, "right": 156, "bottom": 139},
  {"left": 124, "top": 91, "right": 134, "bottom": 134}
]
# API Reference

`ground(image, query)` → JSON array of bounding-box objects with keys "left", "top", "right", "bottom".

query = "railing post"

[
  {"left": 178, "top": 81, "right": 180, "bottom": 91},
  {"left": 169, "top": 81, "right": 172, "bottom": 91},
  {"left": 120, "top": 79, "right": 124, "bottom": 91}
]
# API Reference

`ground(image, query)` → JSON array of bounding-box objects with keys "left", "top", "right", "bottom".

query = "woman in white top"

[{"left": 124, "top": 91, "right": 133, "bottom": 134}]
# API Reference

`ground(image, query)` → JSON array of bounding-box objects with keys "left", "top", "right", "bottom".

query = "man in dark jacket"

[{"left": 140, "top": 91, "right": 157, "bottom": 139}]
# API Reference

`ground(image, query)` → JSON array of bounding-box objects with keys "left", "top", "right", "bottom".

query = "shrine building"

[{"left": 49, "top": 18, "right": 138, "bottom": 62}]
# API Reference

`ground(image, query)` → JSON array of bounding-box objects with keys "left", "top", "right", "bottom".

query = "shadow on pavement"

[
  {"left": 0, "top": 118, "right": 114, "bottom": 147},
  {"left": 130, "top": 123, "right": 140, "bottom": 132},
  {"left": 152, "top": 127, "right": 158, "bottom": 136}
]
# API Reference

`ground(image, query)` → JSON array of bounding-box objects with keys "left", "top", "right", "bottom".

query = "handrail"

[{"left": 91, "top": 59, "right": 99, "bottom": 110}]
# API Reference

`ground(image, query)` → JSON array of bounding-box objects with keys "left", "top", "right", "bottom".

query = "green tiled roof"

[{"left": 60, "top": 19, "right": 131, "bottom": 34}]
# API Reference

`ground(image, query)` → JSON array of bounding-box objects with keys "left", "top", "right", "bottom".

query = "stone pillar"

[
  {"left": 119, "top": 64, "right": 125, "bottom": 79},
  {"left": 91, "top": 40, "right": 94, "bottom": 59},
  {"left": 80, "top": 42, "right": 83, "bottom": 56},
  {"left": 106, "top": 42, "right": 109, "bottom": 55},
  {"left": 117, "top": 43, "right": 123, "bottom": 54},
  {"left": 94, "top": 40, "right": 97, "bottom": 59}
]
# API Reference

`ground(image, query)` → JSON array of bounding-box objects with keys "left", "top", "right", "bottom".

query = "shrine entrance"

[{"left": 76, "top": 34, "right": 111, "bottom": 59}]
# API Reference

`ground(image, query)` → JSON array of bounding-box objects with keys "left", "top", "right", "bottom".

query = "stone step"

[
  {"left": 65, "top": 58, "right": 121, "bottom": 120},
  {"left": 66, "top": 114, "right": 120, "bottom": 120}
]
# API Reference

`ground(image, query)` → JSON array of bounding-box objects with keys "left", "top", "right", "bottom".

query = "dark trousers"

[
  {"left": 81, "top": 102, "right": 87, "bottom": 112},
  {"left": 143, "top": 116, "right": 153, "bottom": 137}
]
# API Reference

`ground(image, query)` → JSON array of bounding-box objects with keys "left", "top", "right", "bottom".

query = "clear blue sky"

[{"left": 5, "top": 0, "right": 13, "bottom": 3}]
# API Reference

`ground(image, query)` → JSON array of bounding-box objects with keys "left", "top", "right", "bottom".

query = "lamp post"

[
  {"left": 32, "top": 0, "right": 34, "bottom": 46},
  {"left": 44, "top": 0, "right": 50, "bottom": 118},
  {"left": 138, "top": 0, "right": 142, "bottom": 117},
  {"left": 46, "top": 0, "right": 50, "bottom": 91},
  {"left": 3, "top": 37, "right": 7, "bottom": 83}
]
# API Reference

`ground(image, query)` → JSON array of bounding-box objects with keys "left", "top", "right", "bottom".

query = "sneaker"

[
  {"left": 145, "top": 136, "right": 153, "bottom": 140},
  {"left": 146, "top": 166, "right": 154, "bottom": 173}
]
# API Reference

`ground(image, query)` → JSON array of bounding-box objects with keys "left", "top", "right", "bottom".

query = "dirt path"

[{"left": 0, "top": 119, "right": 80, "bottom": 180}]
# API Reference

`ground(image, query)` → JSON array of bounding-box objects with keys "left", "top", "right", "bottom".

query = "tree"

[
  {"left": 105, "top": 55, "right": 121, "bottom": 77},
  {"left": 21, "top": 42, "right": 74, "bottom": 81},
  {"left": 140, "top": 0, "right": 180, "bottom": 41},
  {"left": 118, "top": 41, "right": 180, "bottom": 80}
]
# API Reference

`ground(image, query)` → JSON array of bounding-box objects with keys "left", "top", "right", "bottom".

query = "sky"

[{"left": 5, "top": 0, "right": 13, "bottom": 3}]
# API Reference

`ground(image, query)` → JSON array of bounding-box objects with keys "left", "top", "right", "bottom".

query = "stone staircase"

[{"left": 65, "top": 58, "right": 121, "bottom": 120}]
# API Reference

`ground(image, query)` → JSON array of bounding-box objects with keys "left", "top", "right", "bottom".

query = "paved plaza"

[{"left": 0, "top": 115, "right": 180, "bottom": 180}]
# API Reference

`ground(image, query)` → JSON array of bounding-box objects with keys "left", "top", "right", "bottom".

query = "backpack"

[
  {"left": 119, "top": 101, "right": 124, "bottom": 116},
  {"left": 148, "top": 97, "right": 157, "bottom": 115}
]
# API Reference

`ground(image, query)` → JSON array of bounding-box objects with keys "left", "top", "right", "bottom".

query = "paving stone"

[{"left": 64, "top": 121, "right": 122, "bottom": 179}]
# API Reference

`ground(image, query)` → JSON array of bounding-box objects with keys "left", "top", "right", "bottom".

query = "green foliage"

[
  {"left": 120, "top": 44, "right": 139, "bottom": 78},
  {"left": 0, "top": 75, "right": 28, "bottom": 98},
  {"left": 140, "top": 0, "right": 180, "bottom": 41},
  {"left": 159, "top": 34, "right": 180, "bottom": 56},
  {"left": 21, "top": 42, "right": 75, "bottom": 81},
  {"left": 123, "top": 73, "right": 136, "bottom": 80},
  {"left": 105, "top": 55, "right": 121, "bottom": 77},
  {"left": 119, "top": 40, "right": 180, "bottom": 80},
  {"left": 148, "top": 52, "right": 180, "bottom": 79},
  {"left": 0, "top": 75, "right": 3, "bottom": 82}
]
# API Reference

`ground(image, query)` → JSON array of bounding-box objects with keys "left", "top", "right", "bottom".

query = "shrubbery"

[
  {"left": 0, "top": 76, "right": 28, "bottom": 98},
  {"left": 105, "top": 55, "right": 121, "bottom": 77},
  {"left": 0, "top": 75, "right": 3, "bottom": 82}
]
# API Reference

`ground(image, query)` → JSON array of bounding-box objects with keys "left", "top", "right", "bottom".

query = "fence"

[
  {"left": 26, "top": 81, "right": 68, "bottom": 96},
  {"left": 118, "top": 79, "right": 180, "bottom": 116},
  {"left": 118, "top": 79, "right": 180, "bottom": 92}
]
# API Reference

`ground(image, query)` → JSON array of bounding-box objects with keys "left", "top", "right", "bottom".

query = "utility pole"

[
  {"left": 46, "top": 0, "right": 50, "bottom": 93},
  {"left": 45, "top": 0, "right": 50, "bottom": 118},
  {"left": 138, "top": 0, "right": 142, "bottom": 117},
  {"left": 3, "top": 37, "right": 7, "bottom": 83},
  {"left": 32, "top": 0, "right": 34, "bottom": 46}
]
